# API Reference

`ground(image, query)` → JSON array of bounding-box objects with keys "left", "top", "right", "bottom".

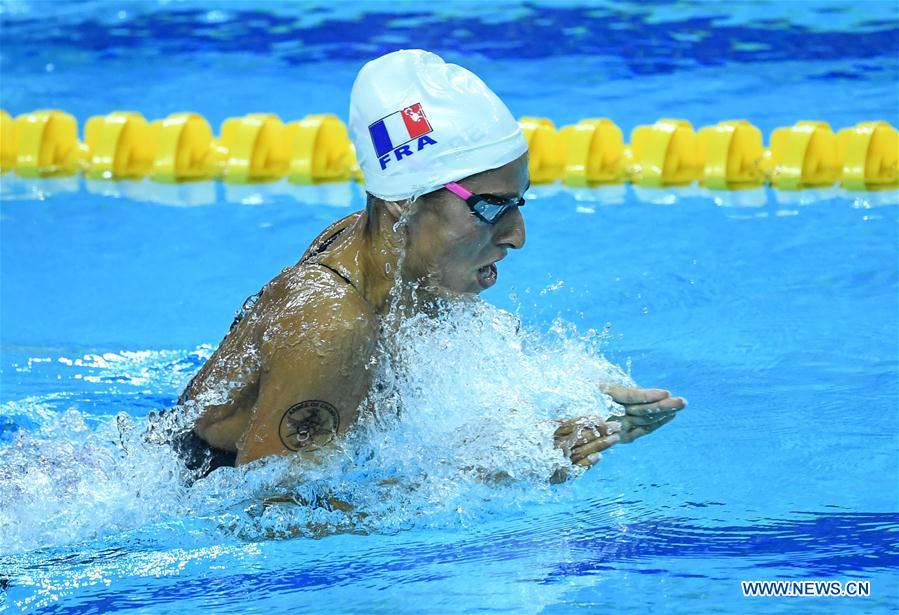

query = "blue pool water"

[{"left": 1, "top": 1, "right": 898, "bottom": 612}]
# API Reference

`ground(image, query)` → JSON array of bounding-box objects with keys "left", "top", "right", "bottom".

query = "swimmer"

[{"left": 173, "top": 50, "right": 686, "bottom": 478}]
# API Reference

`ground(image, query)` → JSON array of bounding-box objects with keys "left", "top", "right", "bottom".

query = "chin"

[
  {"left": 421, "top": 273, "right": 476, "bottom": 296},
  {"left": 429, "top": 282, "right": 482, "bottom": 299},
  {"left": 450, "top": 286, "right": 483, "bottom": 298}
]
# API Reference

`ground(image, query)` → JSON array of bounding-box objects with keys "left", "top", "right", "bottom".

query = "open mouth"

[{"left": 476, "top": 262, "right": 498, "bottom": 289}]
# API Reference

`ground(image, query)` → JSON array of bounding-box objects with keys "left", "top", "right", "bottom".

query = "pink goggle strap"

[{"left": 444, "top": 182, "right": 474, "bottom": 201}]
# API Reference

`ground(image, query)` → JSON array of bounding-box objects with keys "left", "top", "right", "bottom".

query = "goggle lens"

[
  {"left": 444, "top": 182, "right": 525, "bottom": 224},
  {"left": 471, "top": 194, "right": 525, "bottom": 223}
]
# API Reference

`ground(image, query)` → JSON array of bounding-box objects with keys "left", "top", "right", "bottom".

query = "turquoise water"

[{"left": 1, "top": 1, "right": 898, "bottom": 613}]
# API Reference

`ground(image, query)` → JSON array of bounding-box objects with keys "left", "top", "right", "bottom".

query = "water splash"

[
  {"left": 0, "top": 299, "right": 632, "bottom": 553},
  {"left": 182, "top": 297, "right": 634, "bottom": 542},
  {"left": 0, "top": 407, "right": 191, "bottom": 554}
]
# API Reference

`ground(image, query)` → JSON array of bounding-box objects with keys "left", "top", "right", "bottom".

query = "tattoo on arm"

[{"left": 278, "top": 400, "right": 340, "bottom": 451}]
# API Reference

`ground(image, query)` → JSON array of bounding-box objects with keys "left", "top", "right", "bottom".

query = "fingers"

[
  {"left": 570, "top": 432, "right": 620, "bottom": 464},
  {"left": 585, "top": 421, "right": 618, "bottom": 439},
  {"left": 618, "top": 412, "right": 677, "bottom": 443},
  {"left": 563, "top": 409, "right": 679, "bottom": 468},
  {"left": 554, "top": 416, "right": 610, "bottom": 438},
  {"left": 619, "top": 413, "right": 673, "bottom": 427},
  {"left": 624, "top": 397, "right": 687, "bottom": 418},
  {"left": 608, "top": 409, "right": 677, "bottom": 428},
  {"left": 573, "top": 452, "right": 603, "bottom": 468},
  {"left": 555, "top": 417, "right": 621, "bottom": 467},
  {"left": 600, "top": 384, "right": 671, "bottom": 405},
  {"left": 553, "top": 419, "right": 578, "bottom": 437},
  {"left": 555, "top": 392, "right": 683, "bottom": 466}
]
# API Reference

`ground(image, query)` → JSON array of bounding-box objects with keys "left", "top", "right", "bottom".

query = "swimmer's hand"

[
  {"left": 553, "top": 416, "right": 621, "bottom": 472},
  {"left": 550, "top": 386, "right": 686, "bottom": 482},
  {"left": 599, "top": 384, "right": 687, "bottom": 444}
]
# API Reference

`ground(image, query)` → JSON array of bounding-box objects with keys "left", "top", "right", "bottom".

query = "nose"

[{"left": 494, "top": 205, "right": 526, "bottom": 250}]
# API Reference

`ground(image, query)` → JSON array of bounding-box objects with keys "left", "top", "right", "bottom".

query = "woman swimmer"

[{"left": 171, "top": 49, "right": 686, "bottom": 479}]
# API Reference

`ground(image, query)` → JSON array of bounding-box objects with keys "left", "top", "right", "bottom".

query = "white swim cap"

[{"left": 349, "top": 49, "right": 528, "bottom": 202}]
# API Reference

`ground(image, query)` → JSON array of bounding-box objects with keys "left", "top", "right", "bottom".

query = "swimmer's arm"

[{"left": 236, "top": 284, "right": 375, "bottom": 465}]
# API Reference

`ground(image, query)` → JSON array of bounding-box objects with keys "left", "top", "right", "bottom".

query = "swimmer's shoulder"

[
  {"left": 241, "top": 210, "right": 376, "bottom": 356},
  {"left": 257, "top": 263, "right": 376, "bottom": 341},
  {"left": 248, "top": 267, "right": 377, "bottom": 393}
]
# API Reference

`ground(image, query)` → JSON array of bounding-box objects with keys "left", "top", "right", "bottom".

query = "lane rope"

[{"left": 1, "top": 109, "right": 896, "bottom": 191}]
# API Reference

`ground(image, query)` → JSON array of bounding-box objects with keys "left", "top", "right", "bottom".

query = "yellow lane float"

[
  {"left": 285, "top": 113, "right": 355, "bottom": 184},
  {"left": 1, "top": 109, "right": 17, "bottom": 172},
  {"left": 761, "top": 121, "right": 841, "bottom": 190},
  {"left": 0, "top": 107, "right": 895, "bottom": 192},
  {"left": 698, "top": 120, "right": 765, "bottom": 189},
  {"left": 149, "top": 112, "right": 219, "bottom": 183},
  {"left": 9, "top": 109, "right": 87, "bottom": 177},
  {"left": 837, "top": 121, "right": 898, "bottom": 191},
  {"left": 216, "top": 113, "right": 290, "bottom": 183},
  {"left": 560, "top": 118, "right": 625, "bottom": 187},
  {"left": 84, "top": 111, "right": 156, "bottom": 180},
  {"left": 520, "top": 116, "right": 564, "bottom": 184},
  {"left": 626, "top": 118, "right": 702, "bottom": 187}
]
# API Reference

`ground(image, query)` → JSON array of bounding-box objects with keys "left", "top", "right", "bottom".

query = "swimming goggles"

[{"left": 444, "top": 182, "right": 525, "bottom": 224}]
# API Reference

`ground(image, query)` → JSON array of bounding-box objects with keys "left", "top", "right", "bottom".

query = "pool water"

[{"left": 1, "top": 1, "right": 898, "bottom": 613}]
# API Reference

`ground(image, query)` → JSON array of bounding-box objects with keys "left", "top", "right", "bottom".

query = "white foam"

[{"left": 0, "top": 298, "right": 632, "bottom": 553}]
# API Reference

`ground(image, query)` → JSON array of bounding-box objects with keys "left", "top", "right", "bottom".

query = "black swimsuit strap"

[
  {"left": 304, "top": 226, "right": 347, "bottom": 261},
  {"left": 301, "top": 226, "right": 357, "bottom": 290},
  {"left": 315, "top": 262, "right": 355, "bottom": 287}
]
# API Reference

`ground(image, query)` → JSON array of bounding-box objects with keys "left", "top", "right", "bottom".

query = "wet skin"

[{"left": 183, "top": 153, "right": 686, "bottom": 470}]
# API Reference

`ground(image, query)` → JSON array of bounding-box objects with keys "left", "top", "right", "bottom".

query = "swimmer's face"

[{"left": 403, "top": 153, "right": 529, "bottom": 295}]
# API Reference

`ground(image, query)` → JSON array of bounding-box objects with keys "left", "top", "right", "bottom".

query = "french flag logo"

[{"left": 368, "top": 103, "right": 433, "bottom": 157}]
